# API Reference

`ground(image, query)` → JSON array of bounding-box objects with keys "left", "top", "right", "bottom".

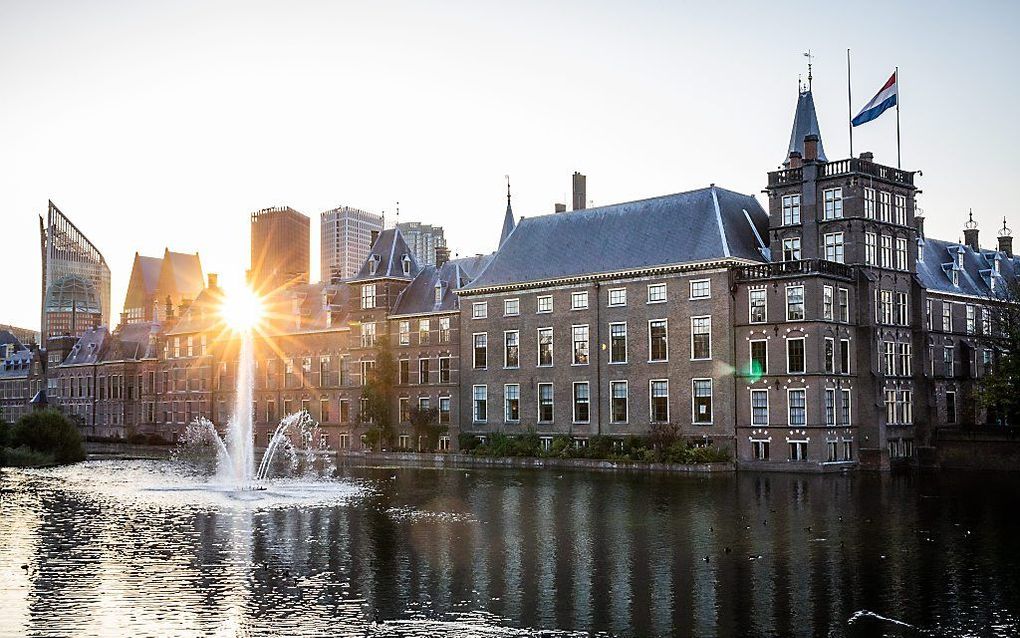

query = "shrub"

[
  {"left": 12, "top": 410, "right": 85, "bottom": 465},
  {"left": 548, "top": 435, "right": 572, "bottom": 458},
  {"left": 458, "top": 432, "right": 481, "bottom": 452}
]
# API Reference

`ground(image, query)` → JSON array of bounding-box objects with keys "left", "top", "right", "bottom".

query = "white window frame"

[
  {"left": 689, "top": 279, "right": 711, "bottom": 300},
  {"left": 750, "top": 388, "right": 769, "bottom": 426},
  {"left": 503, "top": 330, "right": 520, "bottom": 369},
  {"left": 504, "top": 384, "right": 520, "bottom": 423},
  {"left": 649, "top": 379, "right": 670, "bottom": 423},
  {"left": 472, "top": 384, "right": 487, "bottom": 423},
  {"left": 537, "top": 327, "right": 554, "bottom": 367},
  {"left": 786, "top": 285, "right": 805, "bottom": 321},
  {"left": 749, "top": 288, "right": 767, "bottom": 323},
  {"left": 503, "top": 298, "right": 520, "bottom": 316},
  {"left": 537, "top": 382, "right": 554, "bottom": 423},
  {"left": 787, "top": 337, "right": 806, "bottom": 374},
  {"left": 472, "top": 302, "right": 487, "bottom": 319},
  {"left": 609, "top": 322, "right": 627, "bottom": 364},
  {"left": 572, "top": 381, "right": 590, "bottom": 424},
  {"left": 648, "top": 319, "right": 668, "bottom": 363},
  {"left": 647, "top": 283, "right": 667, "bottom": 304},
  {"left": 610, "top": 380, "right": 629, "bottom": 423},
  {"left": 692, "top": 378, "right": 713, "bottom": 425},
  {"left": 572, "top": 324, "right": 590, "bottom": 365},
  {"left": 608, "top": 288, "right": 627, "bottom": 307},
  {"left": 571, "top": 291, "right": 589, "bottom": 310},
  {"left": 537, "top": 295, "right": 553, "bottom": 314},
  {"left": 823, "top": 187, "right": 843, "bottom": 220},
  {"left": 690, "top": 316, "right": 711, "bottom": 360},
  {"left": 787, "top": 388, "right": 807, "bottom": 426}
]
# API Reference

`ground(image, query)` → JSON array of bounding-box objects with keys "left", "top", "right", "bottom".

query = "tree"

[
  {"left": 11, "top": 409, "right": 85, "bottom": 464},
  {"left": 977, "top": 279, "right": 1020, "bottom": 426},
  {"left": 408, "top": 406, "right": 444, "bottom": 452},
  {"left": 360, "top": 332, "right": 397, "bottom": 450}
]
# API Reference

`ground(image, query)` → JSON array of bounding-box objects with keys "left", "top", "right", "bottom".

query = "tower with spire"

[{"left": 499, "top": 175, "right": 516, "bottom": 249}]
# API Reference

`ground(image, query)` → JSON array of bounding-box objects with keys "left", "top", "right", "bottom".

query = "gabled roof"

[
  {"left": 916, "top": 237, "right": 1020, "bottom": 298},
  {"left": 785, "top": 90, "right": 827, "bottom": 165},
  {"left": 124, "top": 253, "right": 164, "bottom": 309},
  {"left": 0, "top": 330, "right": 25, "bottom": 353},
  {"left": 350, "top": 228, "right": 421, "bottom": 281},
  {"left": 101, "top": 322, "right": 160, "bottom": 361},
  {"left": 462, "top": 185, "right": 768, "bottom": 291},
  {"left": 62, "top": 327, "right": 110, "bottom": 366},
  {"left": 156, "top": 249, "right": 204, "bottom": 303},
  {"left": 391, "top": 259, "right": 483, "bottom": 316}
]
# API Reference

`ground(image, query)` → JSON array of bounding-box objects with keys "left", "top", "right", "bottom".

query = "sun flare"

[{"left": 220, "top": 286, "right": 264, "bottom": 332}]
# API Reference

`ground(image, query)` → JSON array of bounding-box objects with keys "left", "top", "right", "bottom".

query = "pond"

[{"left": 1, "top": 451, "right": 1017, "bottom": 637}]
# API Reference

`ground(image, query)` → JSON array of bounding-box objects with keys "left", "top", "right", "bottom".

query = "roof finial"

[
  {"left": 803, "top": 50, "right": 814, "bottom": 91},
  {"left": 965, "top": 208, "right": 978, "bottom": 230},
  {"left": 396, "top": 201, "right": 400, "bottom": 224},
  {"left": 1000, "top": 216, "right": 1012, "bottom": 238},
  {"left": 505, "top": 174, "right": 511, "bottom": 205}
]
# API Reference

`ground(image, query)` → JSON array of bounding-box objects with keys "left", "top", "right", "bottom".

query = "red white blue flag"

[{"left": 852, "top": 71, "right": 897, "bottom": 127}]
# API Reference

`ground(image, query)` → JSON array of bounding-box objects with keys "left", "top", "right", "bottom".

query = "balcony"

[
  {"left": 768, "top": 158, "right": 914, "bottom": 189},
  {"left": 735, "top": 259, "right": 855, "bottom": 282}
]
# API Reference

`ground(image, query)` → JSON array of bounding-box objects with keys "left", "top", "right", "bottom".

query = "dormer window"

[
  {"left": 951, "top": 269, "right": 959, "bottom": 287},
  {"left": 401, "top": 254, "right": 411, "bottom": 276},
  {"left": 369, "top": 255, "right": 380, "bottom": 275},
  {"left": 957, "top": 250, "right": 964, "bottom": 268},
  {"left": 434, "top": 282, "right": 443, "bottom": 305},
  {"left": 995, "top": 258, "right": 1001, "bottom": 275}
]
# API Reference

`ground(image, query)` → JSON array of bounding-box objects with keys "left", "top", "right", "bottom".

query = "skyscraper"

[
  {"left": 320, "top": 206, "right": 384, "bottom": 282},
  {"left": 249, "top": 206, "right": 310, "bottom": 293},
  {"left": 39, "top": 201, "right": 111, "bottom": 338},
  {"left": 396, "top": 221, "right": 446, "bottom": 267}
]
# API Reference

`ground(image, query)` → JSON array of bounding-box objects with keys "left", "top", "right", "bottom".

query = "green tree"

[
  {"left": 977, "top": 279, "right": 1020, "bottom": 426},
  {"left": 12, "top": 409, "right": 85, "bottom": 464},
  {"left": 408, "top": 406, "right": 444, "bottom": 452},
  {"left": 361, "top": 332, "right": 397, "bottom": 450}
]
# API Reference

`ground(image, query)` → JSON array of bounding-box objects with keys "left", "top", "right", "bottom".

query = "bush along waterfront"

[
  {"left": 0, "top": 410, "right": 86, "bottom": 467},
  {"left": 457, "top": 423, "right": 730, "bottom": 465}
]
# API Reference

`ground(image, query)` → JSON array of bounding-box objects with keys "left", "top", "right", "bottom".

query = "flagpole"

[
  {"left": 895, "top": 66, "right": 901, "bottom": 169},
  {"left": 847, "top": 49, "right": 854, "bottom": 158}
]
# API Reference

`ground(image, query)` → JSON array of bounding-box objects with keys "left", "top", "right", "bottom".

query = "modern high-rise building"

[
  {"left": 249, "top": 206, "right": 310, "bottom": 293},
  {"left": 396, "top": 221, "right": 446, "bottom": 267},
  {"left": 320, "top": 206, "right": 384, "bottom": 282},
  {"left": 39, "top": 201, "right": 111, "bottom": 338}
]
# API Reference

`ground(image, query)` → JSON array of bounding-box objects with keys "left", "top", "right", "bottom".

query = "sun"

[{"left": 220, "top": 286, "right": 265, "bottom": 332}]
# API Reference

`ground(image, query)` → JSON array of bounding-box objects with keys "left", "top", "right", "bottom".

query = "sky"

[{"left": 2, "top": 0, "right": 1018, "bottom": 331}]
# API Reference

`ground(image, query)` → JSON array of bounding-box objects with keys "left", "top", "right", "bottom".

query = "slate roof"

[
  {"left": 138, "top": 256, "right": 163, "bottom": 295},
  {"left": 499, "top": 199, "right": 516, "bottom": 248},
  {"left": 102, "top": 322, "right": 160, "bottom": 361},
  {"left": 786, "top": 90, "right": 827, "bottom": 164},
  {"left": 164, "top": 287, "right": 223, "bottom": 336},
  {"left": 391, "top": 260, "right": 477, "bottom": 316},
  {"left": 62, "top": 327, "right": 109, "bottom": 366},
  {"left": 462, "top": 185, "right": 769, "bottom": 291},
  {"left": 450, "top": 253, "right": 495, "bottom": 280},
  {"left": 0, "top": 330, "right": 25, "bottom": 354},
  {"left": 0, "top": 347, "right": 37, "bottom": 378},
  {"left": 157, "top": 249, "right": 205, "bottom": 301},
  {"left": 916, "top": 237, "right": 1020, "bottom": 298},
  {"left": 350, "top": 228, "right": 421, "bottom": 282}
]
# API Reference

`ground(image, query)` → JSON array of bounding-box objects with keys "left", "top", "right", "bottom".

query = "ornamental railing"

[{"left": 735, "top": 259, "right": 855, "bottom": 282}]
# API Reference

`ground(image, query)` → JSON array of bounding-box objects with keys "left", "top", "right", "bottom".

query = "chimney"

[
  {"left": 913, "top": 214, "right": 925, "bottom": 239},
  {"left": 963, "top": 210, "right": 980, "bottom": 251},
  {"left": 207, "top": 273, "right": 218, "bottom": 289},
  {"left": 370, "top": 230, "right": 380, "bottom": 247},
  {"left": 554, "top": 203, "right": 567, "bottom": 213},
  {"left": 998, "top": 218, "right": 1013, "bottom": 257},
  {"left": 572, "top": 172, "right": 587, "bottom": 211},
  {"left": 859, "top": 151, "right": 874, "bottom": 162},
  {"left": 803, "top": 134, "right": 819, "bottom": 162},
  {"left": 787, "top": 151, "right": 803, "bottom": 169},
  {"left": 435, "top": 245, "right": 450, "bottom": 267}
]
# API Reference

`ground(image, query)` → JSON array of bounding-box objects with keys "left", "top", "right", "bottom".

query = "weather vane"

[{"left": 803, "top": 50, "right": 814, "bottom": 91}]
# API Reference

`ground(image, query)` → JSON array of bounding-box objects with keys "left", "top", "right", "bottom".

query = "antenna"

[{"left": 803, "top": 50, "right": 814, "bottom": 91}]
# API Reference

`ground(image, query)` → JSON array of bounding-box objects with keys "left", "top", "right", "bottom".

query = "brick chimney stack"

[
  {"left": 208, "top": 273, "right": 218, "bottom": 289},
  {"left": 435, "top": 245, "right": 450, "bottom": 267},
  {"left": 787, "top": 151, "right": 803, "bottom": 169},
  {"left": 803, "top": 134, "right": 819, "bottom": 162},
  {"left": 554, "top": 203, "right": 567, "bottom": 213},
  {"left": 963, "top": 210, "right": 980, "bottom": 251},
  {"left": 572, "top": 172, "right": 586, "bottom": 211},
  {"left": 998, "top": 217, "right": 1013, "bottom": 257}
]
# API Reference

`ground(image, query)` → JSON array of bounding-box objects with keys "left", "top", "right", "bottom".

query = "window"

[
  {"left": 749, "top": 288, "right": 767, "bottom": 323},
  {"left": 473, "top": 333, "right": 487, "bottom": 369},
  {"left": 823, "top": 188, "right": 843, "bottom": 219},
  {"left": 419, "top": 319, "right": 430, "bottom": 345},
  {"left": 898, "top": 390, "right": 913, "bottom": 425},
  {"left": 439, "top": 317, "right": 451, "bottom": 343},
  {"left": 895, "top": 238, "right": 908, "bottom": 270},
  {"left": 571, "top": 291, "right": 589, "bottom": 310},
  {"left": 398, "top": 320, "right": 410, "bottom": 346},
  {"left": 899, "top": 343, "right": 912, "bottom": 376},
  {"left": 537, "top": 296, "right": 553, "bottom": 313},
  {"left": 650, "top": 380, "right": 669, "bottom": 422},
  {"left": 435, "top": 283, "right": 443, "bottom": 305},
  {"left": 603, "top": 322, "right": 627, "bottom": 365},
  {"left": 610, "top": 381, "right": 628, "bottom": 422},
  {"left": 472, "top": 302, "right": 487, "bottom": 319},
  {"left": 865, "top": 232, "right": 877, "bottom": 266},
  {"left": 752, "top": 438, "right": 770, "bottom": 460},
  {"left": 608, "top": 288, "right": 627, "bottom": 306},
  {"left": 895, "top": 292, "right": 908, "bottom": 326},
  {"left": 883, "top": 341, "right": 895, "bottom": 375},
  {"left": 504, "top": 384, "right": 520, "bottom": 422},
  {"left": 647, "top": 284, "right": 667, "bottom": 303},
  {"left": 692, "top": 379, "right": 713, "bottom": 424},
  {"left": 786, "top": 286, "right": 804, "bottom": 321},
  {"left": 838, "top": 288, "right": 849, "bottom": 322},
  {"left": 788, "top": 389, "right": 807, "bottom": 426},
  {"left": 864, "top": 187, "right": 876, "bottom": 218},
  {"left": 894, "top": 194, "right": 907, "bottom": 225},
  {"left": 439, "top": 397, "right": 450, "bottom": 424},
  {"left": 504, "top": 298, "right": 519, "bottom": 316},
  {"left": 782, "top": 237, "right": 802, "bottom": 261},
  {"left": 825, "top": 389, "right": 836, "bottom": 426},
  {"left": 649, "top": 320, "right": 668, "bottom": 362},
  {"left": 572, "top": 325, "right": 590, "bottom": 364},
  {"left": 946, "top": 391, "right": 957, "bottom": 424},
  {"left": 823, "top": 286, "right": 834, "bottom": 320},
  {"left": 782, "top": 194, "right": 801, "bottom": 225},
  {"left": 824, "top": 338, "right": 835, "bottom": 373},
  {"left": 473, "top": 385, "right": 487, "bottom": 422},
  {"left": 690, "top": 279, "right": 711, "bottom": 299},
  {"left": 965, "top": 305, "right": 975, "bottom": 334},
  {"left": 750, "top": 340, "right": 767, "bottom": 377},
  {"left": 827, "top": 440, "right": 838, "bottom": 462},
  {"left": 691, "top": 316, "right": 711, "bottom": 360},
  {"left": 840, "top": 339, "right": 850, "bottom": 374},
  {"left": 361, "top": 284, "right": 376, "bottom": 309},
  {"left": 360, "top": 322, "right": 376, "bottom": 348},
  {"left": 439, "top": 357, "right": 450, "bottom": 383},
  {"left": 398, "top": 359, "right": 410, "bottom": 384},
  {"left": 399, "top": 397, "right": 409, "bottom": 422},
  {"left": 538, "top": 383, "right": 554, "bottom": 422},
  {"left": 504, "top": 331, "right": 520, "bottom": 368},
  {"left": 879, "top": 191, "right": 892, "bottom": 222},
  {"left": 339, "top": 399, "right": 349, "bottom": 423},
  {"left": 926, "top": 299, "right": 933, "bottom": 330},
  {"left": 841, "top": 389, "right": 852, "bottom": 425},
  {"left": 982, "top": 307, "right": 992, "bottom": 335},
  {"left": 944, "top": 347, "right": 954, "bottom": 377},
  {"left": 750, "top": 389, "right": 768, "bottom": 426},
  {"left": 787, "top": 338, "right": 805, "bottom": 374},
  {"left": 823, "top": 233, "right": 845, "bottom": 263},
  {"left": 418, "top": 358, "right": 430, "bottom": 384},
  {"left": 942, "top": 303, "right": 952, "bottom": 332},
  {"left": 878, "top": 290, "right": 893, "bottom": 324},
  {"left": 537, "top": 327, "right": 554, "bottom": 366},
  {"left": 880, "top": 235, "right": 892, "bottom": 268},
  {"left": 573, "top": 382, "right": 590, "bottom": 423}
]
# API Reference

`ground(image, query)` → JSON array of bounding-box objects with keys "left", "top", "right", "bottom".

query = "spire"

[
  {"left": 784, "top": 88, "right": 827, "bottom": 166},
  {"left": 499, "top": 175, "right": 516, "bottom": 248}
]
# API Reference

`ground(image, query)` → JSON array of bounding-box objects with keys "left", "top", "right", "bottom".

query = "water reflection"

[{"left": 2, "top": 459, "right": 1019, "bottom": 637}]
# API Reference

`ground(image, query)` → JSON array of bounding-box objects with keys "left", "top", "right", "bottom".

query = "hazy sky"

[{"left": 2, "top": 0, "right": 1018, "bottom": 330}]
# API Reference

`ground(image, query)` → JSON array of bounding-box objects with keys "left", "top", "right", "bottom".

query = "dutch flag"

[{"left": 852, "top": 71, "right": 897, "bottom": 127}]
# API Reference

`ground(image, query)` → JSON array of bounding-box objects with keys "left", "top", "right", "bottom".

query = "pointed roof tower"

[
  {"left": 499, "top": 175, "right": 516, "bottom": 248},
  {"left": 785, "top": 89, "right": 827, "bottom": 166}
]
